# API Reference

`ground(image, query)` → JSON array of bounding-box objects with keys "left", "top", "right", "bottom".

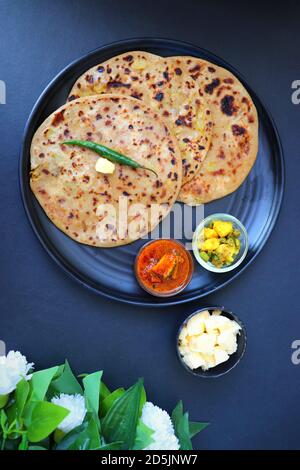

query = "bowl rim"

[
  {"left": 176, "top": 306, "right": 247, "bottom": 378},
  {"left": 192, "top": 213, "right": 249, "bottom": 273},
  {"left": 134, "top": 238, "right": 194, "bottom": 298}
]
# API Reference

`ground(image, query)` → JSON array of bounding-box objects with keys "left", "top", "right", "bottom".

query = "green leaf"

[
  {"left": 133, "top": 420, "right": 154, "bottom": 450},
  {"left": 102, "top": 378, "right": 143, "bottom": 450},
  {"left": 23, "top": 401, "right": 38, "bottom": 428},
  {"left": 28, "top": 445, "right": 47, "bottom": 450},
  {"left": 83, "top": 371, "right": 102, "bottom": 427},
  {"left": 27, "top": 401, "right": 69, "bottom": 443},
  {"left": 172, "top": 401, "right": 192, "bottom": 450},
  {"left": 56, "top": 414, "right": 100, "bottom": 450},
  {"left": 171, "top": 400, "right": 183, "bottom": 427},
  {"left": 48, "top": 361, "right": 83, "bottom": 398},
  {"left": 0, "top": 410, "right": 7, "bottom": 432},
  {"left": 24, "top": 367, "right": 59, "bottom": 434},
  {"left": 30, "top": 366, "right": 59, "bottom": 401},
  {"left": 52, "top": 364, "right": 64, "bottom": 380},
  {"left": 86, "top": 416, "right": 101, "bottom": 450},
  {"left": 139, "top": 385, "right": 146, "bottom": 415},
  {"left": 7, "top": 379, "right": 30, "bottom": 423},
  {"left": 18, "top": 433, "right": 28, "bottom": 450},
  {"left": 0, "top": 394, "right": 8, "bottom": 409},
  {"left": 0, "top": 436, "right": 15, "bottom": 450},
  {"left": 176, "top": 412, "right": 192, "bottom": 450},
  {"left": 189, "top": 421, "right": 209, "bottom": 438},
  {"left": 99, "top": 381, "right": 111, "bottom": 402},
  {"left": 100, "top": 388, "right": 125, "bottom": 417},
  {"left": 95, "top": 441, "right": 123, "bottom": 450},
  {"left": 15, "top": 379, "right": 30, "bottom": 418},
  {"left": 55, "top": 422, "right": 87, "bottom": 450},
  {"left": 171, "top": 401, "right": 208, "bottom": 450}
]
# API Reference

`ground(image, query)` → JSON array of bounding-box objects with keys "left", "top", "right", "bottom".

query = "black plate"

[{"left": 19, "top": 38, "right": 284, "bottom": 306}]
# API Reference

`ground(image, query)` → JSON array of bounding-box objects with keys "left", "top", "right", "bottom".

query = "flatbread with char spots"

[
  {"left": 68, "top": 51, "right": 212, "bottom": 185},
  {"left": 174, "top": 57, "right": 258, "bottom": 204},
  {"left": 30, "top": 95, "right": 182, "bottom": 246}
]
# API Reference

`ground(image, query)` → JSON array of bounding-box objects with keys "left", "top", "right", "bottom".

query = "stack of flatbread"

[{"left": 30, "top": 51, "right": 258, "bottom": 247}]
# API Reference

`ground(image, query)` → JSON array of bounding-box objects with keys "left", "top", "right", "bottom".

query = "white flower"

[
  {"left": 0, "top": 351, "right": 34, "bottom": 395},
  {"left": 51, "top": 393, "right": 87, "bottom": 434},
  {"left": 141, "top": 402, "right": 180, "bottom": 450}
]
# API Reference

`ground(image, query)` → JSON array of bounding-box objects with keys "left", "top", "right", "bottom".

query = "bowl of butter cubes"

[{"left": 177, "top": 307, "right": 247, "bottom": 378}]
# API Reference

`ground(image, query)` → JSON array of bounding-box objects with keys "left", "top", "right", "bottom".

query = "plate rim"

[{"left": 19, "top": 36, "right": 285, "bottom": 307}]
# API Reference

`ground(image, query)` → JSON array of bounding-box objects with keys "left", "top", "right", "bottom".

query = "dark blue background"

[{"left": 0, "top": 0, "right": 299, "bottom": 450}]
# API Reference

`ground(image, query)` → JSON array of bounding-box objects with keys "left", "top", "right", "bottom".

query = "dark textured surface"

[{"left": 0, "top": 0, "right": 299, "bottom": 449}]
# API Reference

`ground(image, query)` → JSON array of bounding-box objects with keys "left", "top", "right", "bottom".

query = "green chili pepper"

[{"left": 63, "top": 140, "right": 158, "bottom": 177}]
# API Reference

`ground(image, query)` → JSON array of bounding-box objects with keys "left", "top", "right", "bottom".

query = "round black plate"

[{"left": 19, "top": 38, "right": 284, "bottom": 306}]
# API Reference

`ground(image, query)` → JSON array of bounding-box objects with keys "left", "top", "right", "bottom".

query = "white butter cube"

[
  {"left": 210, "top": 329, "right": 220, "bottom": 337},
  {"left": 178, "top": 344, "right": 191, "bottom": 356},
  {"left": 178, "top": 326, "right": 189, "bottom": 346},
  {"left": 217, "top": 330, "right": 238, "bottom": 355},
  {"left": 190, "top": 333, "right": 217, "bottom": 354},
  {"left": 183, "top": 352, "right": 206, "bottom": 370},
  {"left": 186, "top": 310, "right": 210, "bottom": 336},
  {"left": 204, "top": 314, "right": 233, "bottom": 333},
  {"left": 201, "top": 353, "right": 216, "bottom": 370},
  {"left": 228, "top": 320, "right": 241, "bottom": 335},
  {"left": 213, "top": 346, "right": 230, "bottom": 366},
  {"left": 95, "top": 157, "right": 115, "bottom": 174}
]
